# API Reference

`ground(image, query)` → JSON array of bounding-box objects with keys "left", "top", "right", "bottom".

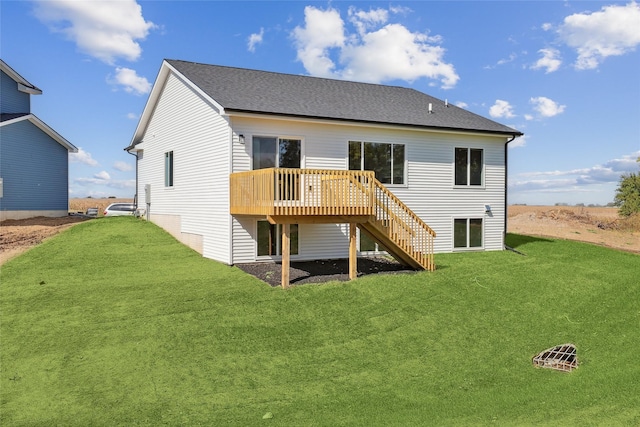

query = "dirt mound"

[
  {"left": 508, "top": 206, "right": 640, "bottom": 253},
  {"left": 0, "top": 216, "right": 88, "bottom": 264}
]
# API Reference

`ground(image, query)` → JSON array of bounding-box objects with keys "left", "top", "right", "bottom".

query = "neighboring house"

[
  {"left": 1, "top": 59, "right": 77, "bottom": 221},
  {"left": 126, "top": 59, "right": 522, "bottom": 283}
]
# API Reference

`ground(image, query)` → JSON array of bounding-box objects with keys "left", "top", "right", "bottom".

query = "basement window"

[
  {"left": 454, "top": 218, "right": 483, "bottom": 249},
  {"left": 257, "top": 221, "right": 298, "bottom": 257}
]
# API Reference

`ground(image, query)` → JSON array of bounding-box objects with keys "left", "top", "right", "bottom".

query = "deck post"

[
  {"left": 281, "top": 223, "right": 290, "bottom": 289},
  {"left": 349, "top": 223, "right": 357, "bottom": 280}
]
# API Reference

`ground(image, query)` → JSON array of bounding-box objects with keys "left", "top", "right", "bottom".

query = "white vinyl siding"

[
  {"left": 229, "top": 117, "right": 507, "bottom": 261},
  {"left": 137, "top": 72, "right": 231, "bottom": 263}
]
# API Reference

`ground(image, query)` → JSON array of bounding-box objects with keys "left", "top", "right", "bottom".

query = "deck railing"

[
  {"left": 230, "top": 168, "right": 376, "bottom": 217},
  {"left": 367, "top": 180, "right": 436, "bottom": 270}
]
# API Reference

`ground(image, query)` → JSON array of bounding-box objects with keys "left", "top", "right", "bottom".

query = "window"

[
  {"left": 455, "top": 148, "right": 483, "bottom": 186},
  {"left": 253, "top": 136, "right": 302, "bottom": 201},
  {"left": 359, "top": 231, "right": 388, "bottom": 253},
  {"left": 252, "top": 137, "right": 301, "bottom": 169},
  {"left": 454, "top": 218, "right": 483, "bottom": 249},
  {"left": 349, "top": 141, "right": 405, "bottom": 185},
  {"left": 257, "top": 221, "right": 298, "bottom": 256},
  {"left": 164, "top": 151, "right": 174, "bottom": 187}
]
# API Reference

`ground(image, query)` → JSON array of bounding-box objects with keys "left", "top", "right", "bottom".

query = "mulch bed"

[{"left": 235, "top": 257, "right": 417, "bottom": 287}]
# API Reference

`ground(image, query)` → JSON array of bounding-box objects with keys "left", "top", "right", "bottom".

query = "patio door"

[
  {"left": 253, "top": 137, "right": 301, "bottom": 259},
  {"left": 252, "top": 137, "right": 301, "bottom": 200}
]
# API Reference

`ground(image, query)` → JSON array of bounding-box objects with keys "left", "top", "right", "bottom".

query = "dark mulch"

[{"left": 235, "top": 257, "right": 417, "bottom": 287}]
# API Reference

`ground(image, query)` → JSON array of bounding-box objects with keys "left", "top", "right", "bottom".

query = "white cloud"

[
  {"left": 114, "top": 161, "right": 133, "bottom": 172},
  {"left": 348, "top": 6, "right": 389, "bottom": 35},
  {"left": 510, "top": 151, "right": 640, "bottom": 193},
  {"left": 485, "top": 52, "right": 517, "bottom": 70},
  {"left": 69, "top": 147, "right": 98, "bottom": 166},
  {"left": 541, "top": 23, "right": 553, "bottom": 31},
  {"left": 110, "top": 67, "right": 151, "bottom": 95},
  {"left": 33, "top": 0, "right": 156, "bottom": 64},
  {"left": 292, "top": 6, "right": 346, "bottom": 77},
  {"left": 127, "top": 112, "right": 139, "bottom": 120},
  {"left": 74, "top": 176, "right": 135, "bottom": 189},
  {"left": 531, "top": 48, "right": 562, "bottom": 73},
  {"left": 558, "top": 2, "right": 640, "bottom": 70},
  {"left": 489, "top": 100, "right": 516, "bottom": 118},
  {"left": 509, "top": 133, "right": 527, "bottom": 148},
  {"left": 455, "top": 101, "right": 468, "bottom": 109},
  {"left": 292, "top": 6, "right": 459, "bottom": 89},
  {"left": 530, "top": 96, "right": 566, "bottom": 118},
  {"left": 248, "top": 27, "right": 264, "bottom": 52},
  {"left": 95, "top": 170, "right": 111, "bottom": 181}
]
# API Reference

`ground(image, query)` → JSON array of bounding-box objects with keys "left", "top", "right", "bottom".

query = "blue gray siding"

[
  {"left": 0, "top": 120, "right": 69, "bottom": 211},
  {"left": 1, "top": 70, "right": 30, "bottom": 113}
]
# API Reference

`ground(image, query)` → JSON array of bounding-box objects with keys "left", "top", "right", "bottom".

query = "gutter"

[{"left": 224, "top": 109, "right": 524, "bottom": 138}]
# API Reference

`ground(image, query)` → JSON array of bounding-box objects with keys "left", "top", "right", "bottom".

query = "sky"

[{"left": 1, "top": 0, "right": 639, "bottom": 205}]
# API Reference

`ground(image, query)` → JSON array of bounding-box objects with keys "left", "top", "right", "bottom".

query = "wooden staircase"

[{"left": 358, "top": 179, "right": 436, "bottom": 271}]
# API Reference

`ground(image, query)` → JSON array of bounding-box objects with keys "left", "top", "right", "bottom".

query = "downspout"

[
  {"left": 504, "top": 134, "right": 517, "bottom": 247},
  {"left": 126, "top": 148, "right": 138, "bottom": 209}
]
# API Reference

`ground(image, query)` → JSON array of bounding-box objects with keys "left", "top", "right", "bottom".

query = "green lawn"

[{"left": 1, "top": 218, "right": 639, "bottom": 426}]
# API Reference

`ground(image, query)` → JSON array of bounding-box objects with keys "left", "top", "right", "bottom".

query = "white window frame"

[
  {"left": 452, "top": 218, "right": 484, "bottom": 251},
  {"left": 251, "top": 135, "right": 305, "bottom": 170},
  {"left": 348, "top": 140, "right": 407, "bottom": 186},
  {"left": 454, "top": 147, "right": 484, "bottom": 188},
  {"left": 255, "top": 220, "right": 300, "bottom": 260},
  {"left": 164, "top": 151, "right": 174, "bottom": 188}
]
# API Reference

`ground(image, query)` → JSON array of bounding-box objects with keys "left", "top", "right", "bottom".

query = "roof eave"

[
  {"left": 0, "top": 114, "right": 77, "bottom": 152},
  {"left": 0, "top": 59, "right": 42, "bottom": 94},
  {"left": 225, "top": 108, "right": 523, "bottom": 138}
]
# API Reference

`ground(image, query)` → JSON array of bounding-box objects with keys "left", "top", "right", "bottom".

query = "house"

[
  {"left": 1, "top": 59, "right": 77, "bottom": 221},
  {"left": 126, "top": 59, "right": 522, "bottom": 286}
]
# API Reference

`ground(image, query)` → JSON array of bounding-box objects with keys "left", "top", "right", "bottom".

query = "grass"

[{"left": 1, "top": 218, "right": 639, "bottom": 426}]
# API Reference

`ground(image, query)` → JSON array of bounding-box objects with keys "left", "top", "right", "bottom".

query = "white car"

[{"left": 103, "top": 203, "right": 136, "bottom": 217}]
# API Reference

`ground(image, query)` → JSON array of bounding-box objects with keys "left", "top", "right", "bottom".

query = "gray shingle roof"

[{"left": 167, "top": 59, "right": 522, "bottom": 136}]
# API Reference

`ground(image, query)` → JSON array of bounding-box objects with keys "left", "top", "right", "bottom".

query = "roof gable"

[
  {"left": 1, "top": 113, "right": 77, "bottom": 152},
  {"left": 0, "top": 59, "right": 42, "bottom": 95}
]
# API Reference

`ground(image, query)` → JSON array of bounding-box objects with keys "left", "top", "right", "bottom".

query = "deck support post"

[
  {"left": 349, "top": 223, "right": 357, "bottom": 280},
  {"left": 281, "top": 223, "right": 290, "bottom": 289}
]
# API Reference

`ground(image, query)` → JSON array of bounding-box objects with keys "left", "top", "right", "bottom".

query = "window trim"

[
  {"left": 348, "top": 140, "right": 407, "bottom": 186},
  {"left": 164, "top": 151, "right": 174, "bottom": 187},
  {"left": 251, "top": 135, "right": 304, "bottom": 170},
  {"left": 454, "top": 147, "right": 484, "bottom": 188},
  {"left": 452, "top": 217, "right": 484, "bottom": 251},
  {"left": 256, "top": 220, "right": 299, "bottom": 260}
]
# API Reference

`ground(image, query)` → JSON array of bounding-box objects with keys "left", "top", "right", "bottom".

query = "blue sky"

[{"left": 2, "top": 0, "right": 639, "bottom": 205}]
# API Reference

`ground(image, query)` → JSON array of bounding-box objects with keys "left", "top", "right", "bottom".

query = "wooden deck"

[
  {"left": 230, "top": 168, "right": 376, "bottom": 218},
  {"left": 230, "top": 168, "right": 436, "bottom": 287}
]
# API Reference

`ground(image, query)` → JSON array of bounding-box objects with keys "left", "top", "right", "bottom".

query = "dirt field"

[
  {"left": 0, "top": 199, "right": 132, "bottom": 265},
  {"left": 1, "top": 202, "right": 639, "bottom": 266},
  {"left": 507, "top": 205, "right": 640, "bottom": 253}
]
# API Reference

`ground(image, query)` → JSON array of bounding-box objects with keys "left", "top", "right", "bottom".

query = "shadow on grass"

[{"left": 506, "top": 233, "right": 554, "bottom": 250}]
